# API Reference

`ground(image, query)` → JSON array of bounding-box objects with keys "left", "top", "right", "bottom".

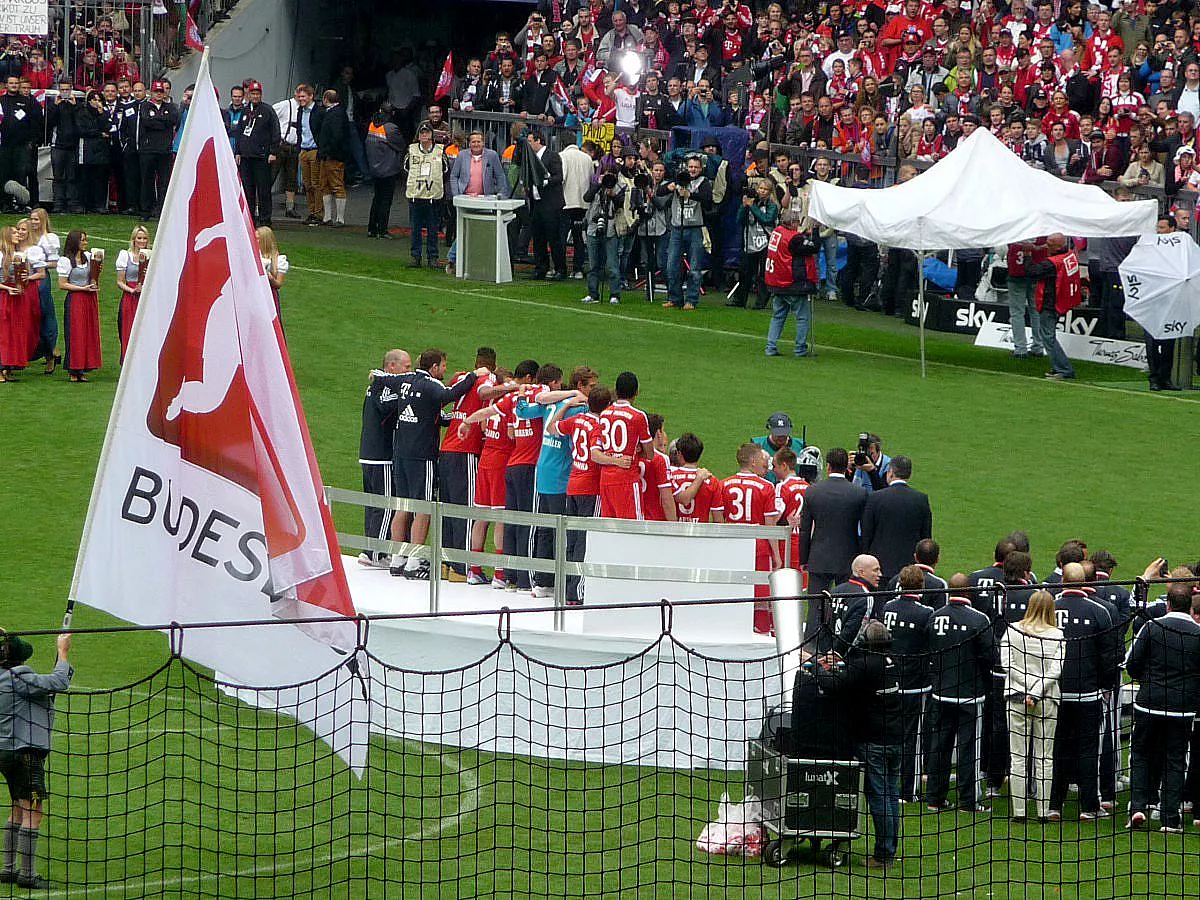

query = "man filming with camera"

[
  {"left": 851, "top": 432, "right": 890, "bottom": 493},
  {"left": 579, "top": 164, "right": 628, "bottom": 306},
  {"left": 659, "top": 154, "right": 713, "bottom": 311}
]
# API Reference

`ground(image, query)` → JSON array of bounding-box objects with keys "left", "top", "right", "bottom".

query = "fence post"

[
  {"left": 552, "top": 514, "right": 568, "bottom": 632},
  {"left": 770, "top": 568, "right": 806, "bottom": 710},
  {"left": 429, "top": 501, "right": 442, "bottom": 614}
]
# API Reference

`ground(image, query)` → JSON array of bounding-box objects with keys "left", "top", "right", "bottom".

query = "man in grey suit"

[
  {"left": 861, "top": 455, "right": 933, "bottom": 585},
  {"left": 0, "top": 630, "right": 72, "bottom": 890},
  {"left": 448, "top": 131, "right": 509, "bottom": 198},
  {"left": 798, "top": 447, "right": 868, "bottom": 639}
]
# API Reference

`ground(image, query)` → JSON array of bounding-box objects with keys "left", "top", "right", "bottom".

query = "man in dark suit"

[
  {"left": 523, "top": 130, "right": 567, "bottom": 280},
  {"left": 799, "top": 447, "right": 867, "bottom": 639},
  {"left": 861, "top": 455, "right": 933, "bottom": 585}
]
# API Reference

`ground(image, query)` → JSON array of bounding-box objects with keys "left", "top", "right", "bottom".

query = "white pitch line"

[
  {"left": 85, "top": 231, "right": 1187, "bottom": 402},
  {"left": 42, "top": 727, "right": 481, "bottom": 898}
]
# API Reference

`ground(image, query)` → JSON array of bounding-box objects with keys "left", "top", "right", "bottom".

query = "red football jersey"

[
  {"left": 639, "top": 450, "right": 673, "bottom": 521},
  {"left": 497, "top": 383, "right": 544, "bottom": 468},
  {"left": 668, "top": 468, "right": 726, "bottom": 523},
  {"left": 721, "top": 473, "right": 781, "bottom": 526},
  {"left": 776, "top": 475, "right": 808, "bottom": 523},
  {"left": 597, "top": 400, "right": 651, "bottom": 485},
  {"left": 478, "top": 403, "right": 516, "bottom": 470},
  {"left": 556, "top": 411, "right": 602, "bottom": 496},
  {"left": 440, "top": 370, "right": 495, "bottom": 455}
]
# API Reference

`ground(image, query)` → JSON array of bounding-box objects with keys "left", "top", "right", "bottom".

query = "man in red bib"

[{"left": 1027, "top": 233, "right": 1080, "bottom": 380}]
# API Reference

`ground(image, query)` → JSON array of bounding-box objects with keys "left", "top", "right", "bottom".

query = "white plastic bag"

[{"left": 695, "top": 793, "right": 765, "bottom": 857}]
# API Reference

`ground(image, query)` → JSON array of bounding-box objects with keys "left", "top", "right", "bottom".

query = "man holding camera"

[
  {"left": 851, "top": 433, "right": 890, "bottom": 493},
  {"left": 580, "top": 165, "right": 627, "bottom": 305},
  {"left": 660, "top": 154, "right": 713, "bottom": 310}
]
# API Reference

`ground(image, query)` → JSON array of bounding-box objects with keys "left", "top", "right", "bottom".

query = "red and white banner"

[
  {"left": 552, "top": 75, "right": 577, "bottom": 114},
  {"left": 185, "top": 12, "right": 204, "bottom": 53},
  {"left": 434, "top": 51, "right": 454, "bottom": 102},
  {"left": 70, "top": 51, "right": 367, "bottom": 773}
]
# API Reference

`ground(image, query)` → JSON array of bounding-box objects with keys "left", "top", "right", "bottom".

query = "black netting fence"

[{"left": 2, "top": 584, "right": 1199, "bottom": 898}]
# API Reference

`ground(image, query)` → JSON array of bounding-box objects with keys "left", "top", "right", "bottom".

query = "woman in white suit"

[{"left": 1001, "top": 590, "right": 1065, "bottom": 822}]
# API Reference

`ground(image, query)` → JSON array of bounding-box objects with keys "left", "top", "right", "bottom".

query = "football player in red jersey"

[
  {"left": 594, "top": 371, "right": 654, "bottom": 519},
  {"left": 668, "top": 432, "right": 726, "bottom": 524},
  {"left": 549, "top": 384, "right": 612, "bottom": 604},
  {"left": 722, "top": 442, "right": 783, "bottom": 634},
  {"left": 438, "top": 347, "right": 513, "bottom": 581},
  {"left": 772, "top": 447, "right": 810, "bottom": 579},
  {"left": 640, "top": 414, "right": 678, "bottom": 522}
]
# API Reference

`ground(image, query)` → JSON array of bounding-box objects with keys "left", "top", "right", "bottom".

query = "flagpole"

[{"left": 68, "top": 43, "right": 211, "bottom": 607}]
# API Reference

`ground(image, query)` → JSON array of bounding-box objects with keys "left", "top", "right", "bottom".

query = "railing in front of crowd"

[
  {"left": 448, "top": 109, "right": 1181, "bottom": 211},
  {"left": 324, "top": 485, "right": 794, "bottom": 630},
  {"left": 48, "top": 1, "right": 155, "bottom": 87}
]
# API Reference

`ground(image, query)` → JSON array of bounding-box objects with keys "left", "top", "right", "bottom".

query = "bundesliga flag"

[
  {"left": 70, "top": 51, "right": 368, "bottom": 773},
  {"left": 434, "top": 51, "right": 455, "bottom": 102}
]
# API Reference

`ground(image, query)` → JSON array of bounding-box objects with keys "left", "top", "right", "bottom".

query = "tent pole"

[{"left": 918, "top": 250, "right": 927, "bottom": 378}]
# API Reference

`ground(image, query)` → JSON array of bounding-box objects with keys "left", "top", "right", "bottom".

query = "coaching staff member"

[
  {"left": 523, "top": 130, "right": 567, "bottom": 280},
  {"left": 1, "top": 629, "right": 73, "bottom": 890},
  {"left": 359, "top": 349, "right": 410, "bottom": 569},
  {"left": 799, "top": 447, "right": 867, "bottom": 639},
  {"left": 389, "top": 349, "right": 490, "bottom": 580},
  {"left": 235, "top": 80, "right": 282, "bottom": 227},
  {"left": 1124, "top": 582, "right": 1200, "bottom": 832},
  {"left": 860, "top": 455, "right": 932, "bottom": 585}
]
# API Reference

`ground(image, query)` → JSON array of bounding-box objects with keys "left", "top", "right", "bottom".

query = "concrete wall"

[{"left": 177, "top": 0, "right": 336, "bottom": 101}]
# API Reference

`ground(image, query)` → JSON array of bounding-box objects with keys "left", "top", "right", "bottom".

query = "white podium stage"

[
  {"left": 348, "top": 556, "right": 781, "bottom": 771},
  {"left": 453, "top": 195, "right": 525, "bottom": 283}
]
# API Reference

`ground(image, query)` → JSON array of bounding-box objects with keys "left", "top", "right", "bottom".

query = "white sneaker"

[
  {"left": 609, "top": 295, "right": 621, "bottom": 305},
  {"left": 466, "top": 571, "right": 488, "bottom": 586},
  {"left": 573, "top": 271, "right": 585, "bottom": 280},
  {"left": 357, "top": 553, "right": 373, "bottom": 567},
  {"left": 580, "top": 295, "right": 598, "bottom": 304},
  {"left": 531, "top": 586, "right": 554, "bottom": 599},
  {"left": 491, "top": 577, "right": 507, "bottom": 589}
]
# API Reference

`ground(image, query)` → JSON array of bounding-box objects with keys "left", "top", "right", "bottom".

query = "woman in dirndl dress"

[
  {"left": 0, "top": 226, "right": 31, "bottom": 382},
  {"left": 27, "top": 208, "right": 62, "bottom": 374},
  {"left": 13, "top": 220, "right": 47, "bottom": 369},
  {"left": 116, "top": 225, "right": 151, "bottom": 364},
  {"left": 257, "top": 226, "right": 289, "bottom": 324},
  {"left": 56, "top": 230, "right": 102, "bottom": 382}
]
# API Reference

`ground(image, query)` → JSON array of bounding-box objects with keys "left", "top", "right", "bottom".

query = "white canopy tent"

[{"left": 807, "top": 128, "right": 1159, "bottom": 375}]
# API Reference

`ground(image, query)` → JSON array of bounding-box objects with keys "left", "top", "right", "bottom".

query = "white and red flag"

[
  {"left": 434, "top": 51, "right": 455, "bottom": 102},
  {"left": 70, "top": 50, "right": 368, "bottom": 772},
  {"left": 552, "top": 75, "right": 577, "bottom": 114},
  {"left": 184, "top": 12, "right": 204, "bottom": 53}
]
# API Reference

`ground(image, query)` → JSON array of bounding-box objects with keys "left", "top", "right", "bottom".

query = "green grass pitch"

[{"left": 2, "top": 213, "right": 1197, "bottom": 897}]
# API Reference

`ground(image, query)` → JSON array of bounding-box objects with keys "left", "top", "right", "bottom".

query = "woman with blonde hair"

[
  {"left": 13, "top": 220, "right": 48, "bottom": 370},
  {"left": 116, "top": 225, "right": 151, "bottom": 364},
  {"left": 256, "top": 226, "right": 289, "bottom": 322},
  {"left": 0, "top": 226, "right": 31, "bottom": 381},
  {"left": 1001, "top": 590, "right": 1065, "bottom": 822},
  {"left": 26, "top": 209, "right": 61, "bottom": 373}
]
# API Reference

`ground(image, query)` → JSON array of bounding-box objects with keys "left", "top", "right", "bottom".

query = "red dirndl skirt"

[
  {"left": 0, "top": 285, "right": 30, "bottom": 369},
  {"left": 118, "top": 289, "right": 139, "bottom": 364},
  {"left": 23, "top": 281, "right": 43, "bottom": 361},
  {"left": 65, "top": 290, "right": 102, "bottom": 373}
]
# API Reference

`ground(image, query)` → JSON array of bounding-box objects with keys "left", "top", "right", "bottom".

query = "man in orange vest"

[
  {"left": 1028, "top": 233, "right": 1081, "bottom": 380},
  {"left": 763, "top": 206, "right": 821, "bottom": 357}
]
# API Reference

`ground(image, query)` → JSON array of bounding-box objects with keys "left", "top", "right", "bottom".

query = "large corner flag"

[{"left": 70, "top": 50, "right": 368, "bottom": 772}]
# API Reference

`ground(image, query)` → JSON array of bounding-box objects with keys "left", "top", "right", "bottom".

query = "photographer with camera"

[
  {"left": 851, "top": 433, "right": 890, "bottom": 493},
  {"left": 579, "top": 166, "right": 627, "bottom": 306},
  {"left": 659, "top": 154, "right": 713, "bottom": 310},
  {"left": 727, "top": 179, "right": 779, "bottom": 310}
]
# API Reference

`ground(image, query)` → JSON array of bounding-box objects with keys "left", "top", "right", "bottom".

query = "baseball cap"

[
  {"left": 418, "top": 122, "right": 433, "bottom": 134},
  {"left": 922, "top": 44, "right": 937, "bottom": 55},
  {"left": 702, "top": 138, "right": 721, "bottom": 151},
  {"left": 1090, "top": 128, "right": 1105, "bottom": 140},
  {"left": 904, "top": 28, "right": 920, "bottom": 41},
  {"left": 767, "top": 412, "right": 792, "bottom": 436},
  {"left": 151, "top": 80, "right": 169, "bottom": 92},
  {"left": 1175, "top": 145, "right": 1196, "bottom": 160},
  {"left": 246, "top": 80, "right": 263, "bottom": 92}
]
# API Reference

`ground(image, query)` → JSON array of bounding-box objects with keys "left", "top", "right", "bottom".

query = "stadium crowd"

[{"left": 361, "top": 342, "right": 1200, "bottom": 867}]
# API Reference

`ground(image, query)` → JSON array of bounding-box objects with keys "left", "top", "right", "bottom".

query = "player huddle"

[{"left": 365, "top": 347, "right": 808, "bottom": 616}]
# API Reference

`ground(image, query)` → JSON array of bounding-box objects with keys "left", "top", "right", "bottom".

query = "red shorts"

[
  {"left": 599, "top": 480, "right": 643, "bottom": 519},
  {"left": 474, "top": 465, "right": 506, "bottom": 509}
]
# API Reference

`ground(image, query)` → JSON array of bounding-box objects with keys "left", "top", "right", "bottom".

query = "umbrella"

[{"left": 1119, "top": 232, "right": 1200, "bottom": 340}]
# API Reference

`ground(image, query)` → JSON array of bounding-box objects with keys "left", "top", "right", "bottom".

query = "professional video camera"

[{"left": 853, "top": 432, "right": 871, "bottom": 467}]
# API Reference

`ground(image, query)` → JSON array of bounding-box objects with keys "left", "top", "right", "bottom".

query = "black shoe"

[
  {"left": 0, "top": 871, "right": 15, "bottom": 884},
  {"left": 330, "top": 221, "right": 346, "bottom": 229},
  {"left": 1149, "top": 382, "right": 1163, "bottom": 392},
  {"left": 547, "top": 272, "right": 566, "bottom": 281},
  {"left": 530, "top": 271, "right": 548, "bottom": 280},
  {"left": 404, "top": 564, "right": 431, "bottom": 581},
  {"left": 389, "top": 565, "right": 405, "bottom": 577},
  {"left": 17, "top": 874, "right": 50, "bottom": 889},
  {"left": 1162, "top": 382, "right": 1182, "bottom": 391},
  {"left": 724, "top": 299, "right": 746, "bottom": 308},
  {"left": 285, "top": 208, "right": 301, "bottom": 219}
]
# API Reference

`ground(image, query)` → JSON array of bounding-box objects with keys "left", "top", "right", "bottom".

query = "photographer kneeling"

[
  {"left": 811, "top": 620, "right": 903, "bottom": 870},
  {"left": 579, "top": 169, "right": 627, "bottom": 306}
]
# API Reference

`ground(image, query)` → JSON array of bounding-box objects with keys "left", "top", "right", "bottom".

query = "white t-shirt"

[
  {"left": 612, "top": 87, "right": 639, "bottom": 128},
  {"left": 38, "top": 233, "right": 60, "bottom": 263},
  {"left": 262, "top": 254, "right": 290, "bottom": 277}
]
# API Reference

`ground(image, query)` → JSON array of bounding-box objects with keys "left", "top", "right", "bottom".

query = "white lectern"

[{"left": 453, "top": 195, "right": 525, "bottom": 283}]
